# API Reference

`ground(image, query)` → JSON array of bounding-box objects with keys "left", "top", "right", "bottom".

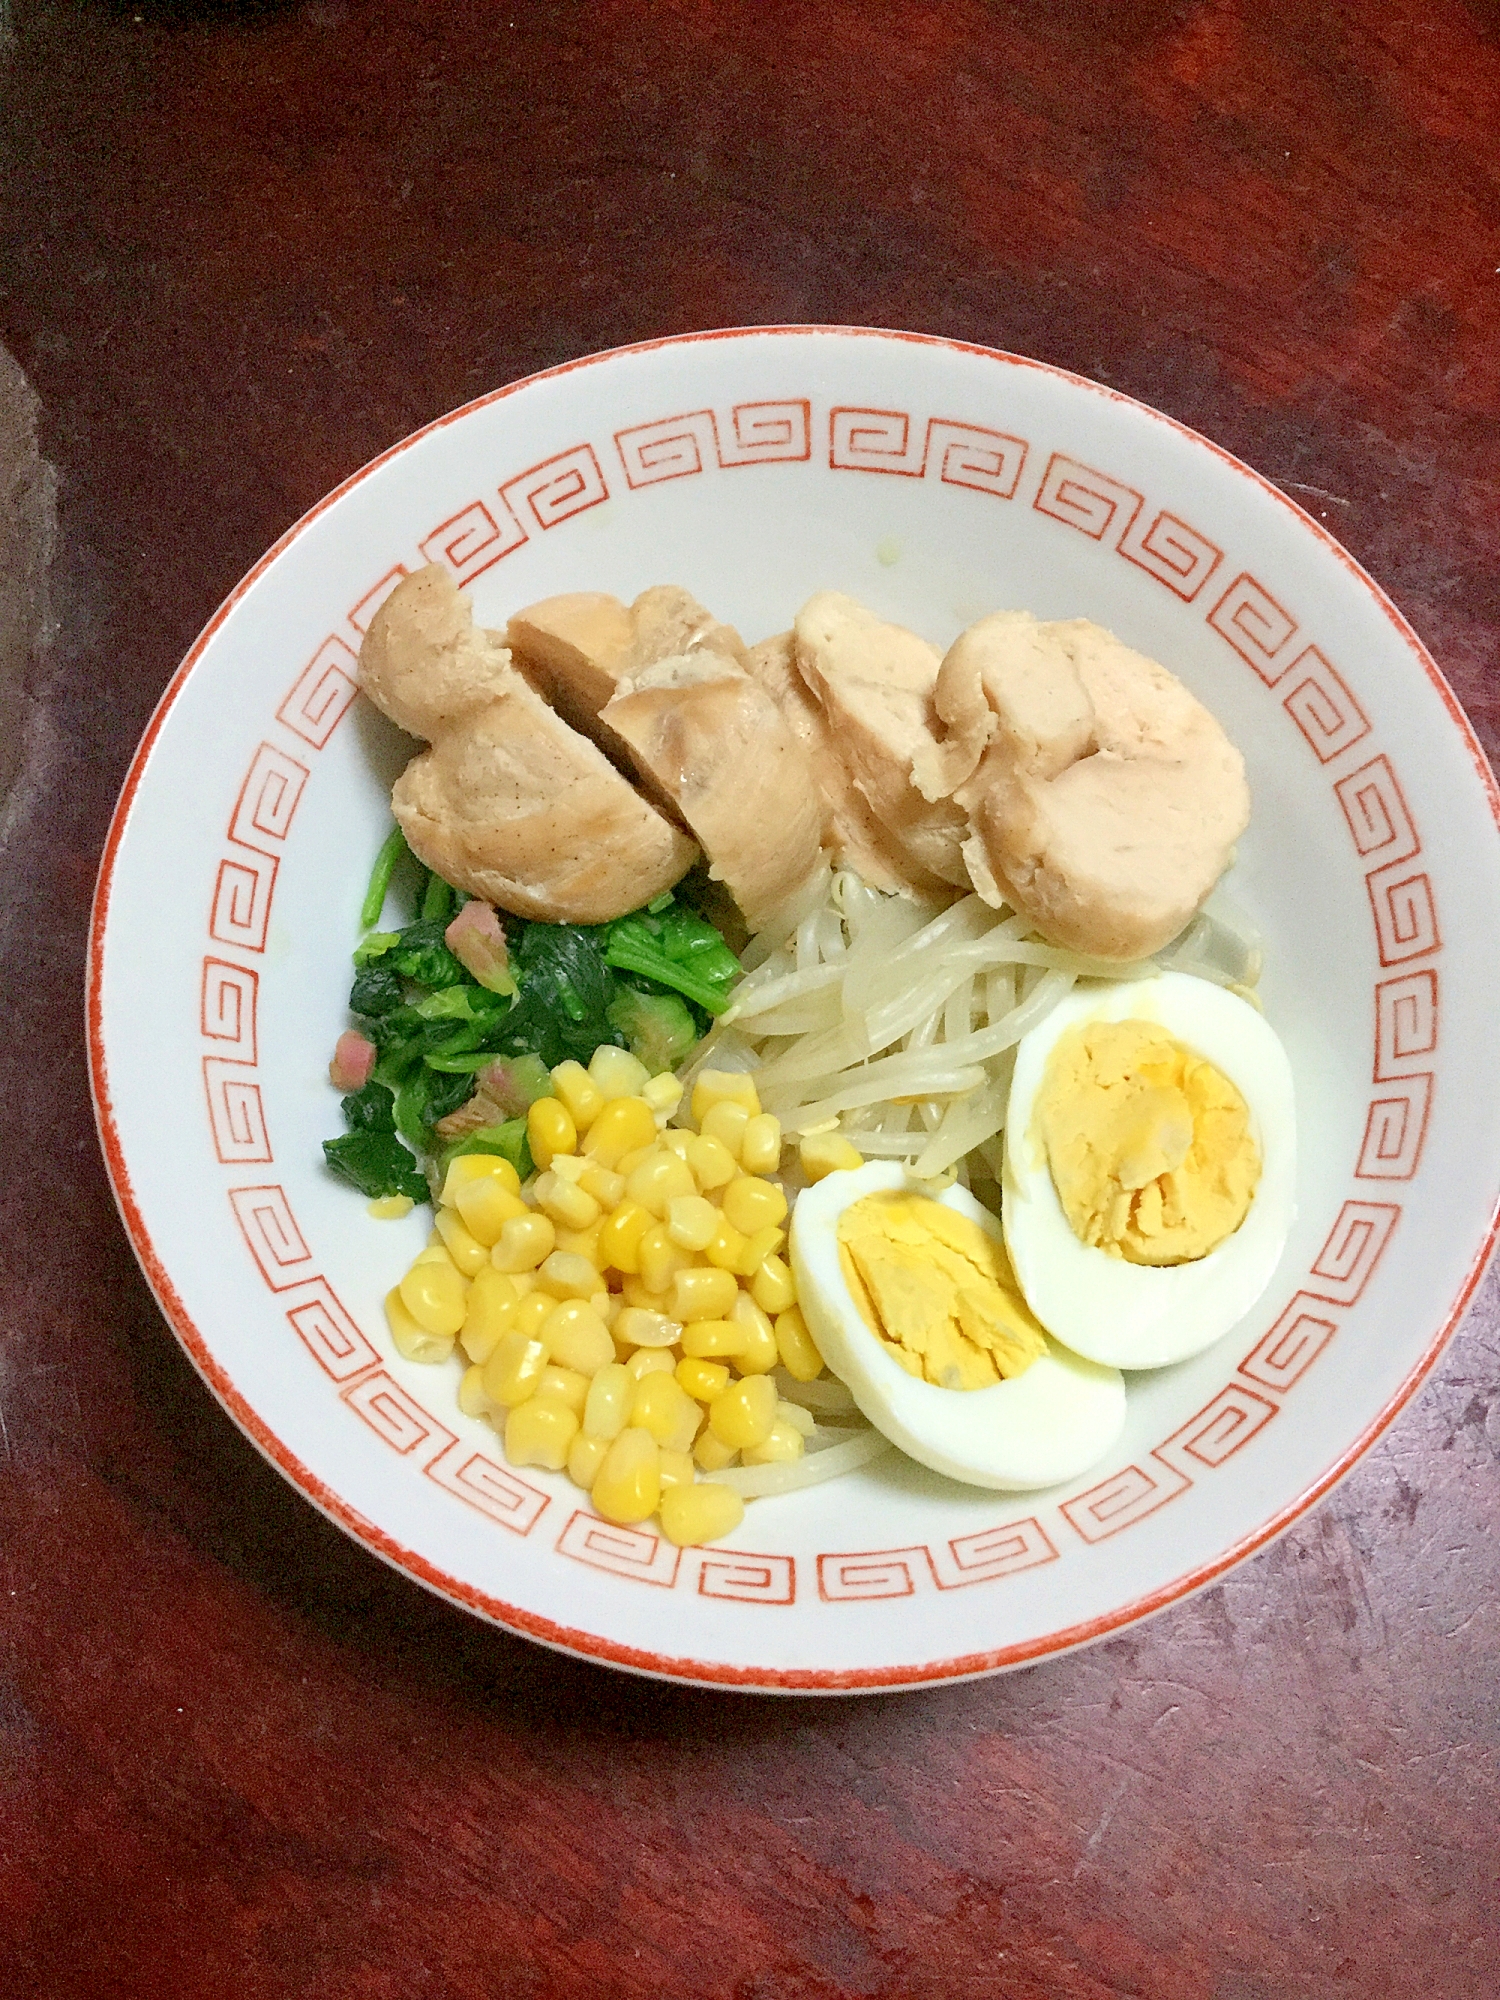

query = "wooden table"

[{"left": 3, "top": 3, "right": 1497, "bottom": 1992}]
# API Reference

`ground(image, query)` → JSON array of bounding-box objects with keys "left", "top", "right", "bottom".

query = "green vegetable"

[
  {"left": 340, "top": 1080, "right": 397, "bottom": 1131},
  {"left": 493, "top": 922, "right": 624, "bottom": 1070},
  {"left": 603, "top": 902, "right": 742, "bottom": 1014},
  {"left": 359, "top": 824, "right": 409, "bottom": 930},
  {"left": 349, "top": 962, "right": 404, "bottom": 1018},
  {"left": 383, "top": 919, "right": 468, "bottom": 989},
  {"left": 420, "top": 870, "right": 454, "bottom": 924},
  {"left": 476, "top": 1053, "right": 553, "bottom": 1117},
  {"left": 353, "top": 930, "right": 401, "bottom": 968},
  {"left": 438, "top": 1119, "right": 533, "bottom": 1183},
  {"left": 323, "top": 1130, "right": 429, "bottom": 1202},
  {"left": 607, "top": 987, "right": 699, "bottom": 1075}
]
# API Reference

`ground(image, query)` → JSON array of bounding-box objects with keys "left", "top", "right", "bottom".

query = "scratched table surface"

[{"left": 3, "top": 2, "right": 1499, "bottom": 1993}]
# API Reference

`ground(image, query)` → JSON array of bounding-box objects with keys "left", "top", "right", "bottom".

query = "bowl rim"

[{"left": 85, "top": 323, "right": 1500, "bottom": 1691}]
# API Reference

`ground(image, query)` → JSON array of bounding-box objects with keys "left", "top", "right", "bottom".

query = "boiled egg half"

[
  {"left": 789, "top": 1162, "right": 1126, "bottom": 1491},
  {"left": 1002, "top": 971, "right": 1296, "bottom": 1370}
]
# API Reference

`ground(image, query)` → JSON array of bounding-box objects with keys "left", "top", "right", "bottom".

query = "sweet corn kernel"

[
  {"left": 639, "top": 1224, "right": 693, "bottom": 1295},
  {"left": 728, "top": 1293, "right": 778, "bottom": 1375},
  {"left": 721, "top": 1175, "right": 789, "bottom": 1237},
  {"left": 660, "top": 1480, "right": 745, "bottom": 1547},
  {"left": 385, "top": 1286, "right": 455, "bottom": 1364},
  {"left": 776, "top": 1399, "right": 816, "bottom": 1437},
  {"left": 630, "top": 1371, "right": 702, "bottom": 1453},
  {"left": 535, "top": 1250, "right": 602, "bottom": 1301},
  {"left": 775, "top": 1305, "right": 824, "bottom": 1382},
  {"left": 582, "top": 1362, "right": 632, "bottom": 1440},
  {"left": 549, "top": 1152, "right": 587, "bottom": 1183},
  {"left": 591, "top": 1425, "right": 660, "bottom": 1524},
  {"left": 676, "top": 1356, "right": 731, "bottom": 1403},
  {"left": 505, "top": 1394, "right": 578, "bottom": 1470},
  {"left": 532, "top": 1171, "right": 602, "bottom": 1232},
  {"left": 433, "top": 1206, "right": 490, "bottom": 1277},
  {"left": 625, "top": 1345, "right": 677, "bottom": 1382},
  {"left": 693, "top": 1429, "right": 739, "bottom": 1473},
  {"left": 457, "top": 1363, "right": 491, "bottom": 1419},
  {"left": 578, "top": 1161, "right": 626, "bottom": 1209},
  {"left": 539, "top": 1298, "right": 615, "bottom": 1374},
  {"left": 614, "top": 1307, "right": 683, "bottom": 1349},
  {"left": 691, "top": 1070, "right": 761, "bottom": 1126},
  {"left": 459, "top": 1268, "right": 522, "bottom": 1363},
  {"left": 686, "top": 1133, "right": 738, "bottom": 1193},
  {"left": 666, "top": 1193, "right": 719, "bottom": 1252},
  {"left": 368, "top": 1194, "right": 414, "bottom": 1221},
  {"left": 739, "top": 1113, "right": 783, "bottom": 1176},
  {"left": 482, "top": 1330, "right": 549, "bottom": 1407},
  {"left": 681, "top": 1318, "right": 748, "bottom": 1358},
  {"left": 412, "top": 1241, "right": 456, "bottom": 1267},
  {"left": 582, "top": 1095, "right": 658, "bottom": 1167},
  {"left": 451, "top": 1172, "right": 530, "bottom": 1246},
  {"left": 799, "top": 1132, "right": 865, "bottom": 1182},
  {"left": 550, "top": 1060, "right": 605, "bottom": 1133},
  {"left": 658, "top": 1448, "right": 695, "bottom": 1493},
  {"left": 511, "top": 1290, "right": 555, "bottom": 1340},
  {"left": 708, "top": 1373, "right": 778, "bottom": 1449},
  {"left": 537, "top": 1364, "right": 590, "bottom": 1416},
  {"left": 642, "top": 1072, "right": 684, "bottom": 1117},
  {"left": 440, "top": 1153, "right": 522, "bottom": 1205},
  {"left": 703, "top": 1215, "right": 748, "bottom": 1272},
  {"left": 742, "top": 1418, "right": 806, "bottom": 1465},
  {"left": 671, "top": 1265, "right": 739, "bottom": 1324},
  {"left": 751, "top": 1254, "right": 797, "bottom": 1315},
  {"left": 398, "top": 1260, "right": 468, "bottom": 1338},
  {"left": 620, "top": 1273, "right": 671, "bottom": 1311},
  {"left": 734, "top": 1224, "right": 786, "bottom": 1280},
  {"left": 659, "top": 1128, "right": 693, "bottom": 1162},
  {"left": 592, "top": 1290, "right": 619, "bottom": 1328},
  {"left": 567, "top": 1430, "right": 611, "bottom": 1489},
  {"left": 491, "top": 1211, "right": 557, "bottom": 1273},
  {"left": 527, "top": 1096, "right": 577, "bottom": 1170},
  {"left": 552, "top": 1221, "right": 603, "bottom": 1266},
  {"left": 588, "top": 1048, "right": 652, "bottom": 1099},
  {"left": 625, "top": 1149, "right": 698, "bottom": 1220},
  {"left": 699, "top": 1100, "right": 751, "bottom": 1158}
]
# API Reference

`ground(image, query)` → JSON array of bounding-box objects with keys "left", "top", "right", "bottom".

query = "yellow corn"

[
  {"left": 708, "top": 1373, "right": 778, "bottom": 1449},
  {"left": 582, "top": 1362, "right": 632, "bottom": 1440},
  {"left": 676, "top": 1356, "right": 731, "bottom": 1403},
  {"left": 671, "top": 1265, "right": 739, "bottom": 1324},
  {"left": 742, "top": 1418, "right": 806, "bottom": 1466},
  {"left": 554, "top": 1223, "right": 603, "bottom": 1269},
  {"left": 693, "top": 1429, "right": 739, "bottom": 1473},
  {"left": 578, "top": 1161, "right": 626, "bottom": 1209},
  {"left": 658, "top": 1448, "right": 695, "bottom": 1493},
  {"left": 699, "top": 1100, "right": 751, "bottom": 1158},
  {"left": 625, "top": 1346, "right": 676, "bottom": 1382},
  {"left": 721, "top": 1175, "right": 789, "bottom": 1237},
  {"left": 591, "top": 1426, "right": 660, "bottom": 1524},
  {"left": 550, "top": 1060, "right": 605, "bottom": 1133},
  {"left": 659, "top": 1128, "right": 693, "bottom": 1162},
  {"left": 457, "top": 1363, "right": 491, "bottom": 1419},
  {"left": 567, "top": 1430, "right": 611, "bottom": 1489},
  {"left": 775, "top": 1305, "right": 824, "bottom": 1382},
  {"left": 800, "top": 1132, "right": 865, "bottom": 1182},
  {"left": 686, "top": 1132, "right": 738, "bottom": 1193},
  {"left": 539, "top": 1298, "right": 614, "bottom": 1374},
  {"left": 639, "top": 1224, "right": 693, "bottom": 1296},
  {"left": 526, "top": 1096, "right": 576, "bottom": 1170},
  {"left": 532, "top": 1171, "right": 602, "bottom": 1232},
  {"left": 777, "top": 1399, "right": 816, "bottom": 1437},
  {"left": 596, "top": 1199, "right": 653, "bottom": 1274},
  {"left": 739, "top": 1113, "right": 783, "bottom": 1176},
  {"left": 734, "top": 1224, "right": 786, "bottom": 1280},
  {"left": 702, "top": 1215, "right": 748, "bottom": 1272},
  {"left": 630, "top": 1371, "right": 701, "bottom": 1453},
  {"left": 751, "top": 1254, "right": 797, "bottom": 1316},
  {"left": 451, "top": 1173, "right": 529, "bottom": 1246},
  {"left": 681, "top": 1318, "right": 748, "bottom": 1359},
  {"left": 535, "top": 1250, "right": 602, "bottom": 1301},
  {"left": 368, "top": 1194, "right": 414, "bottom": 1221},
  {"left": 619, "top": 1273, "right": 672, "bottom": 1311},
  {"left": 625, "top": 1149, "right": 698, "bottom": 1219},
  {"left": 537, "top": 1364, "right": 590, "bottom": 1416},
  {"left": 616, "top": 1144, "right": 657, "bottom": 1177},
  {"left": 482, "top": 1330, "right": 549, "bottom": 1407},
  {"left": 510, "top": 1291, "right": 555, "bottom": 1340},
  {"left": 385, "top": 1286, "right": 455, "bottom": 1364},
  {"left": 490, "top": 1212, "right": 557, "bottom": 1273},
  {"left": 728, "top": 1292, "right": 778, "bottom": 1374},
  {"left": 659, "top": 1480, "right": 745, "bottom": 1547},
  {"left": 691, "top": 1070, "right": 761, "bottom": 1126},
  {"left": 433, "top": 1206, "right": 490, "bottom": 1277},
  {"left": 397, "top": 1260, "right": 468, "bottom": 1338},
  {"left": 587, "top": 1048, "right": 652, "bottom": 1099},
  {"left": 582, "top": 1095, "right": 657, "bottom": 1167},
  {"left": 440, "top": 1152, "right": 522, "bottom": 1204},
  {"left": 666, "top": 1194, "right": 719, "bottom": 1252},
  {"left": 505, "top": 1395, "right": 578, "bottom": 1470},
  {"left": 459, "top": 1268, "right": 522, "bottom": 1363},
  {"left": 614, "top": 1307, "right": 683, "bottom": 1349},
  {"left": 411, "top": 1242, "right": 454, "bottom": 1268}
]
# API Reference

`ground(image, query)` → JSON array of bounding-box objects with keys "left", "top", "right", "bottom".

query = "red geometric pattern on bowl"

[
  {"left": 1033, "top": 450, "right": 1143, "bottom": 542},
  {"left": 1374, "top": 970, "right": 1438, "bottom": 1077},
  {"left": 1239, "top": 1293, "right": 1341, "bottom": 1394},
  {"left": 614, "top": 400, "right": 811, "bottom": 486},
  {"left": 202, "top": 1057, "right": 272, "bottom": 1165},
  {"left": 284, "top": 1277, "right": 381, "bottom": 1383},
  {"left": 827, "top": 409, "right": 1028, "bottom": 499},
  {"left": 1356, "top": 1077, "right": 1433, "bottom": 1181},
  {"left": 1207, "top": 572, "right": 1299, "bottom": 683},
  {"left": 1118, "top": 507, "right": 1223, "bottom": 601},
  {"left": 1280, "top": 647, "right": 1370, "bottom": 763},
  {"left": 276, "top": 635, "right": 359, "bottom": 750},
  {"left": 1060, "top": 1384, "right": 1278, "bottom": 1543},
  {"left": 556, "top": 1510, "right": 682, "bottom": 1588},
  {"left": 697, "top": 1551, "right": 796, "bottom": 1605}
]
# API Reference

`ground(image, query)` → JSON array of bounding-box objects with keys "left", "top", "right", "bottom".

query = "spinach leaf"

[
  {"left": 323, "top": 1131, "right": 429, "bottom": 1202},
  {"left": 349, "top": 961, "right": 405, "bottom": 1018},
  {"left": 604, "top": 901, "right": 742, "bottom": 1014},
  {"left": 340, "top": 1080, "right": 397, "bottom": 1132}
]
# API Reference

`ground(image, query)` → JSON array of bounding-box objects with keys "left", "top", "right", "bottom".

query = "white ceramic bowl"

[{"left": 89, "top": 327, "right": 1500, "bottom": 1691}]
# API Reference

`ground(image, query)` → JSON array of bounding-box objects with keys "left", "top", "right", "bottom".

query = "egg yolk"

[
  {"left": 1034, "top": 1018, "right": 1260, "bottom": 1266},
  {"left": 837, "top": 1194, "right": 1047, "bottom": 1390}
]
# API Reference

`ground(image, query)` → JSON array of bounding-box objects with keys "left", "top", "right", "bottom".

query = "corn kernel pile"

[{"left": 385, "top": 1047, "right": 855, "bottom": 1548}]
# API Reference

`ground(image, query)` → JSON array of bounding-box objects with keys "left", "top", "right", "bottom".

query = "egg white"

[
  {"left": 789, "top": 1162, "right": 1127, "bottom": 1492},
  {"left": 1002, "top": 971, "right": 1296, "bottom": 1370}
]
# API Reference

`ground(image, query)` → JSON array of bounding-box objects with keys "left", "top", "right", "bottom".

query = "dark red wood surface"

[{"left": 3, "top": 2, "right": 1499, "bottom": 1993}]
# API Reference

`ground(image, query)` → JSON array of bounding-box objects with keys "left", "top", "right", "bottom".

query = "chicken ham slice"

[{"left": 359, "top": 568, "right": 697, "bottom": 924}]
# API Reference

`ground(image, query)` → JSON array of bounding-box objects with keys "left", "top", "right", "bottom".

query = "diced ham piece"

[
  {"left": 445, "top": 898, "right": 515, "bottom": 994},
  {"left": 329, "top": 1030, "right": 377, "bottom": 1092}
]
